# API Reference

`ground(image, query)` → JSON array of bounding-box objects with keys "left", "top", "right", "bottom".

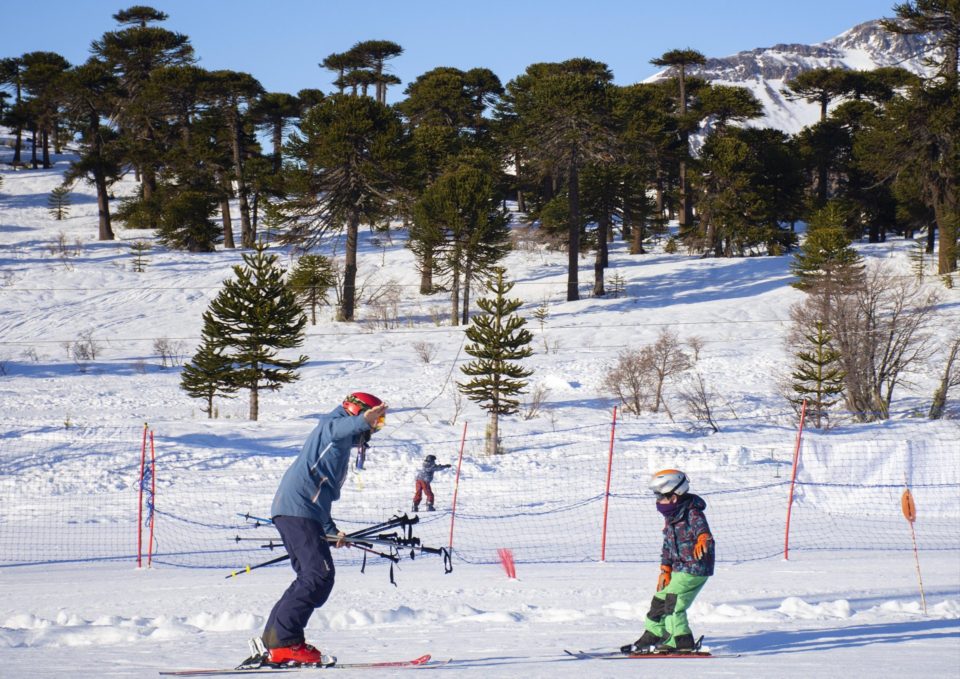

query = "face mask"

[{"left": 656, "top": 501, "right": 681, "bottom": 516}]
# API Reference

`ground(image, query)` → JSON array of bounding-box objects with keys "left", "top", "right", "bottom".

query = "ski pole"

[
  {"left": 225, "top": 552, "right": 290, "bottom": 579},
  {"left": 237, "top": 512, "right": 274, "bottom": 526},
  {"left": 347, "top": 514, "right": 418, "bottom": 539}
]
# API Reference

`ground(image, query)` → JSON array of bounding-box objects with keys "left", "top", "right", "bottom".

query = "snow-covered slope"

[{"left": 1, "top": 116, "right": 959, "bottom": 677}]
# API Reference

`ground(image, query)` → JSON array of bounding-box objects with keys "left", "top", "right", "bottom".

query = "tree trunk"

[
  {"left": 622, "top": 195, "right": 633, "bottom": 244},
  {"left": 340, "top": 210, "right": 360, "bottom": 321},
  {"left": 272, "top": 120, "right": 283, "bottom": 173},
  {"left": 249, "top": 383, "right": 259, "bottom": 421},
  {"left": 933, "top": 185, "right": 958, "bottom": 275},
  {"left": 12, "top": 125, "right": 22, "bottom": 164},
  {"left": 142, "top": 165, "right": 158, "bottom": 229},
  {"left": 929, "top": 337, "right": 960, "bottom": 419},
  {"left": 515, "top": 151, "right": 526, "bottom": 213},
  {"left": 230, "top": 116, "right": 253, "bottom": 247},
  {"left": 53, "top": 119, "right": 63, "bottom": 154},
  {"left": 419, "top": 250, "right": 434, "bottom": 294},
  {"left": 486, "top": 410, "right": 499, "bottom": 455},
  {"left": 679, "top": 157, "right": 690, "bottom": 226},
  {"left": 41, "top": 128, "right": 51, "bottom": 168},
  {"left": 593, "top": 212, "right": 608, "bottom": 297},
  {"left": 30, "top": 127, "right": 38, "bottom": 169},
  {"left": 567, "top": 159, "right": 580, "bottom": 302},
  {"left": 94, "top": 169, "right": 114, "bottom": 241},
  {"left": 219, "top": 173, "right": 235, "bottom": 249},
  {"left": 450, "top": 264, "right": 461, "bottom": 326},
  {"left": 631, "top": 225, "right": 644, "bottom": 255},
  {"left": 461, "top": 262, "right": 472, "bottom": 326}
]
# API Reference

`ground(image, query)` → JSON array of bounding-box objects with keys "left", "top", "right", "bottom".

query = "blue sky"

[{"left": 6, "top": 1, "right": 897, "bottom": 101}]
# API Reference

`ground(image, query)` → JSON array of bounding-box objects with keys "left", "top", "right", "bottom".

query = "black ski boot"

[
  {"left": 412, "top": 503, "right": 419, "bottom": 512},
  {"left": 620, "top": 630, "right": 663, "bottom": 655},
  {"left": 426, "top": 503, "right": 435, "bottom": 512},
  {"left": 655, "top": 633, "right": 699, "bottom": 654}
]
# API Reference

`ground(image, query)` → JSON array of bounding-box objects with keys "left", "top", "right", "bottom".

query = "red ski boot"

[{"left": 268, "top": 642, "right": 323, "bottom": 664}]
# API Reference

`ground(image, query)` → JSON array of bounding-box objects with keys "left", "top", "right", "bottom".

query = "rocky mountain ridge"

[{"left": 648, "top": 19, "right": 937, "bottom": 134}]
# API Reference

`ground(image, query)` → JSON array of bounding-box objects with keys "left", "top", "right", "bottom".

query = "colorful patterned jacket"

[{"left": 660, "top": 493, "right": 715, "bottom": 577}]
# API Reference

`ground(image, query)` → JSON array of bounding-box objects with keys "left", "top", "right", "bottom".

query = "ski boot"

[
  {"left": 268, "top": 642, "right": 324, "bottom": 664},
  {"left": 426, "top": 503, "right": 435, "bottom": 512},
  {"left": 620, "top": 630, "right": 664, "bottom": 655},
  {"left": 412, "top": 503, "right": 419, "bottom": 512},
  {"left": 654, "top": 633, "right": 701, "bottom": 654}
]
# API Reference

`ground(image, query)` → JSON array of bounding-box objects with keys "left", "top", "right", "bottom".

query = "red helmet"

[{"left": 342, "top": 392, "right": 383, "bottom": 416}]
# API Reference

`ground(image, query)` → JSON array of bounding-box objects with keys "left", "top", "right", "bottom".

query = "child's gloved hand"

[
  {"left": 694, "top": 533, "right": 711, "bottom": 559},
  {"left": 657, "top": 564, "right": 672, "bottom": 591}
]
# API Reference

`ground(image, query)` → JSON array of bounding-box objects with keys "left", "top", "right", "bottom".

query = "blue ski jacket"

[
  {"left": 660, "top": 493, "right": 715, "bottom": 577},
  {"left": 271, "top": 406, "right": 372, "bottom": 536}
]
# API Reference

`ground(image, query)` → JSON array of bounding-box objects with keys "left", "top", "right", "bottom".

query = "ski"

[
  {"left": 159, "top": 654, "right": 434, "bottom": 676},
  {"left": 565, "top": 648, "right": 738, "bottom": 660},
  {"left": 338, "top": 654, "right": 435, "bottom": 668}
]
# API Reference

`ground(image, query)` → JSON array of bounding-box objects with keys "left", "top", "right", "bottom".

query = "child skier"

[
  {"left": 412, "top": 454, "right": 451, "bottom": 512},
  {"left": 621, "top": 469, "right": 714, "bottom": 654}
]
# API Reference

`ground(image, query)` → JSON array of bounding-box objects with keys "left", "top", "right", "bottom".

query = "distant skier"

[
  {"left": 411, "top": 454, "right": 451, "bottom": 512},
  {"left": 621, "top": 469, "right": 714, "bottom": 654},
  {"left": 260, "top": 392, "right": 387, "bottom": 665}
]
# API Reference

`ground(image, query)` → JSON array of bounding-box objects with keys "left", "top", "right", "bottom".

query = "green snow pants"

[{"left": 643, "top": 571, "right": 709, "bottom": 647}]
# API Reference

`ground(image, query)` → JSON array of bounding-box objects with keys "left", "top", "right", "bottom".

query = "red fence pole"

[
  {"left": 783, "top": 400, "right": 808, "bottom": 560},
  {"left": 137, "top": 423, "right": 147, "bottom": 568},
  {"left": 148, "top": 429, "right": 156, "bottom": 568},
  {"left": 600, "top": 406, "right": 618, "bottom": 562},
  {"left": 448, "top": 422, "right": 468, "bottom": 553}
]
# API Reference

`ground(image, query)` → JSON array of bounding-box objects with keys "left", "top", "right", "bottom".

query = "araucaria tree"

[
  {"left": 287, "top": 253, "right": 336, "bottom": 325},
  {"left": 458, "top": 268, "right": 533, "bottom": 454},
  {"left": 194, "top": 242, "right": 307, "bottom": 420},
  {"left": 48, "top": 185, "right": 71, "bottom": 220},
  {"left": 507, "top": 59, "right": 619, "bottom": 301},
  {"left": 790, "top": 202, "right": 864, "bottom": 292},
  {"left": 411, "top": 152, "right": 511, "bottom": 325},
  {"left": 789, "top": 320, "right": 845, "bottom": 428},
  {"left": 278, "top": 94, "right": 406, "bottom": 321},
  {"left": 180, "top": 336, "right": 238, "bottom": 418}
]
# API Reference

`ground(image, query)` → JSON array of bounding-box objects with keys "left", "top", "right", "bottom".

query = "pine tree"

[
  {"left": 180, "top": 337, "right": 238, "bottom": 418},
  {"left": 200, "top": 242, "right": 307, "bottom": 420},
  {"left": 47, "top": 185, "right": 72, "bottom": 220},
  {"left": 458, "top": 268, "right": 533, "bottom": 454},
  {"left": 287, "top": 254, "right": 335, "bottom": 325},
  {"left": 790, "top": 320, "right": 845, "bottom": 428}
]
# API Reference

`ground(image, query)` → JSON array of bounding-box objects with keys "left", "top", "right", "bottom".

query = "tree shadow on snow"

[{"left": 720, "top": 618, "right": 960, "bottom": 655}]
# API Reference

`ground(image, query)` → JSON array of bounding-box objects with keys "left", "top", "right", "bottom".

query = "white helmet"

[{"left": 649, "top": 469, "right": 689, "bottom": 497}]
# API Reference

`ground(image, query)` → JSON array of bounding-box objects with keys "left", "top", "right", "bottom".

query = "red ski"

[{"left": 159, "top": 654, "right": 435, "bottom": 676}]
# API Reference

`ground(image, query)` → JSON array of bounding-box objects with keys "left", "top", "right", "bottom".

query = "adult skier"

[{"left": 260, "top": 392, "right": 387, "bottom": 664}]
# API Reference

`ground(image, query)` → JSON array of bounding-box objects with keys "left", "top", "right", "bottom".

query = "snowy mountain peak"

[{"left": 647, "top": 19, "right": 936, "bottom": 134}]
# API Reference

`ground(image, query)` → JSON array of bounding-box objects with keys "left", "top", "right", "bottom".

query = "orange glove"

[
  {"left": 656, "top": 564, "right": 672, "bottom": 591},
  {"left": 694, "top": 533, "right": 711, "bottom": 560}
]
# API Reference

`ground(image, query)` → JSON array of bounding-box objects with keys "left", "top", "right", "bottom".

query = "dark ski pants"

[{"left": 262, "top": 515, "right": 335, "bottom": 649}]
